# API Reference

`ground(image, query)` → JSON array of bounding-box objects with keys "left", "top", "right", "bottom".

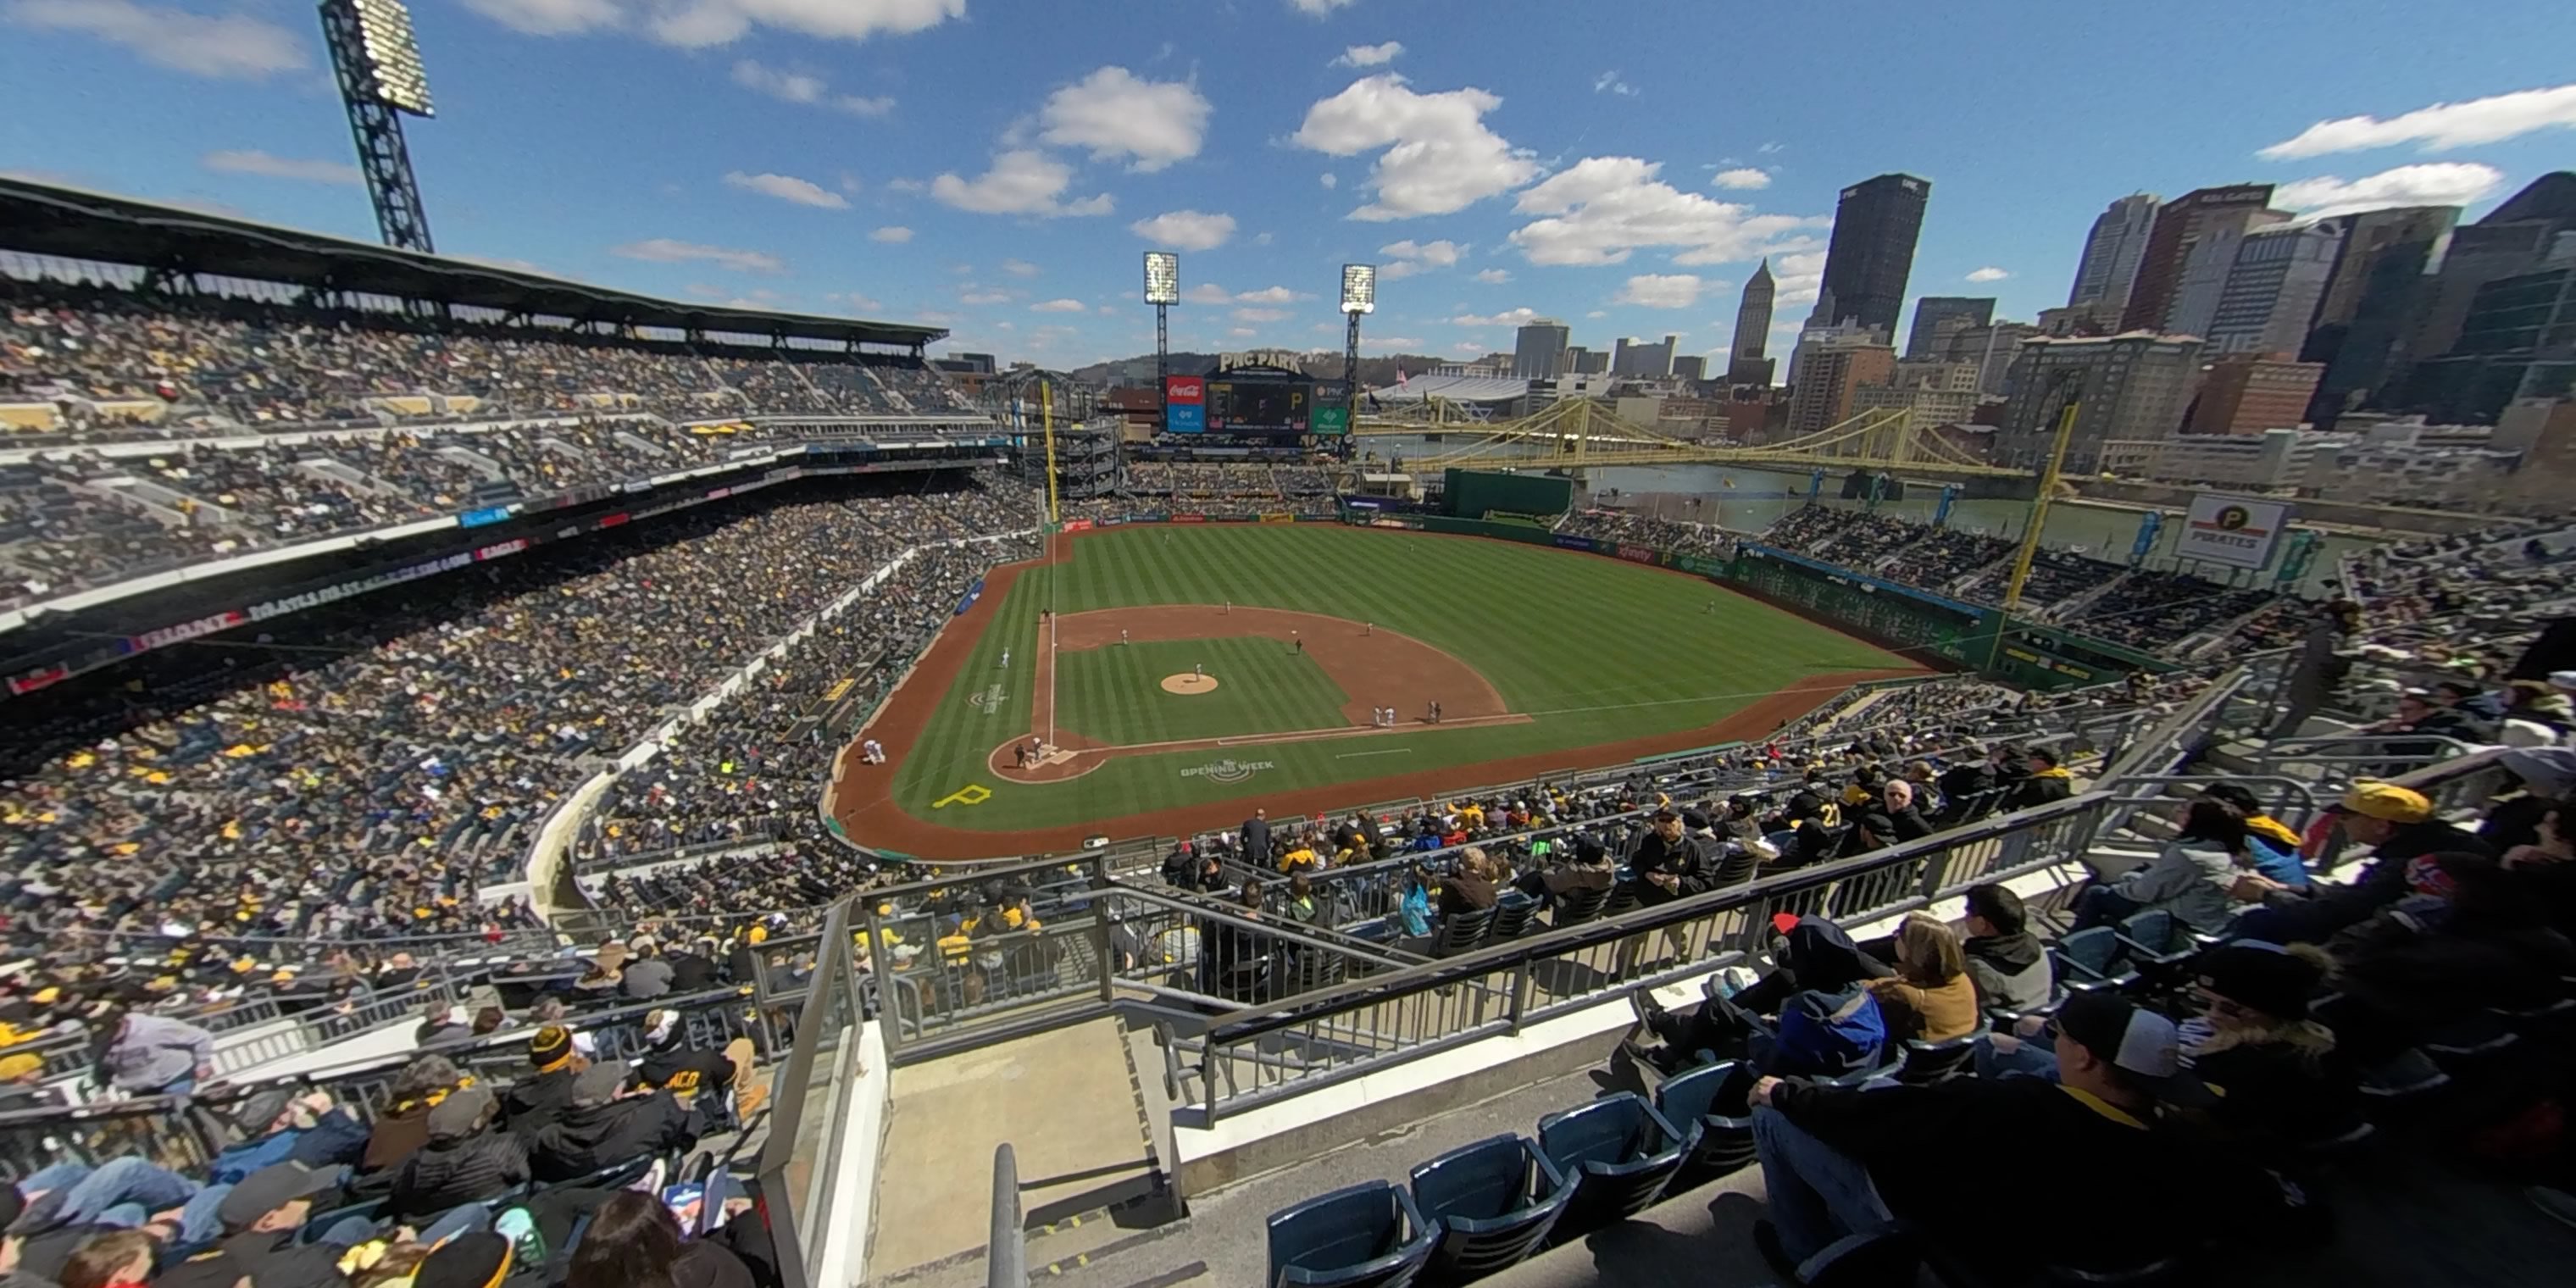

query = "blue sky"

[{"left": 5, "top": 0, "right": 2575, "bottom": 372}]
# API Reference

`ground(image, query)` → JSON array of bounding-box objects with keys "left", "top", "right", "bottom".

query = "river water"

[{"left": 1355, "top": 436, "right": 2374, "bottom": 596}]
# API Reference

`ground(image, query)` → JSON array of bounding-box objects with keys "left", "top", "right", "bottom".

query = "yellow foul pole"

[
  {"left": 1041, "top": 380, "right": 1060, "bottom": 526},
  {"left": 2001, "top": 399, "right": 2080, "bottom": 613}
]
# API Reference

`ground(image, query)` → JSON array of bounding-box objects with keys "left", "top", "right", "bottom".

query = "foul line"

[{"left": 1335, "top": 747, "right": 1413, "bottom": 759}]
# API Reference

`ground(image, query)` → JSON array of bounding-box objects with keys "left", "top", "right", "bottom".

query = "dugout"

[{"left": 1442, "top": 469, "right": 1572, "bottom": 520}]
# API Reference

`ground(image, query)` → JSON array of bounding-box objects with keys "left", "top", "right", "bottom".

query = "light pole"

[
  {"left": 1144, "top": 251, "right": 1179, "bottom": 427},
  {"left": 1340, "top": 264, "right": 1375, "bottom": 462}
]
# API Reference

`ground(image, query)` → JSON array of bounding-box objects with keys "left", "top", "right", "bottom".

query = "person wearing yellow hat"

[{"left": 2235, "top": 780, "right": 2496, "bottom": 944}]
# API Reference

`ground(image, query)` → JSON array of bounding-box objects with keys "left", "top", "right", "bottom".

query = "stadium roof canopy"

[
  {"left": 1367, "top": 374, "right": 1528, "bottom": 404},
  {"left": 0, "top": 177, "right": 945, "bottom": 348}
]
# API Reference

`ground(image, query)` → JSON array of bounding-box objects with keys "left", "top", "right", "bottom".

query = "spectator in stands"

[
  {"left": 209, "top": 1089, "right": 369, "bottom": 1183},
  {"left": 1437, "top": 848, "right": 1502, "bottom": 918},
  {"left": 2483, "top": 747, "right": 2574, "bottom": 853},
  {"left": 56, "top": 1229, "right": 153, "bottom": 1288},
  {"left": 1517, "top": 835, "right": 1616, "bottom": 909},
  {"left": 1864, "top": 913, "right": 1979, "bottom": 1042},
  {"left": 622, "top": 940, "right": 676, "bottom": 1001},
  {"left": 2322, "top": 851, "right": 2576, "bottom": 1063},
  {"left": 1278, "top": 870, "right": 1329, "bottom": 932},
  {"left": 1746, "top": 991, "right": 2249, "bottom": 1283},
  {"left": 2178, "top": 943, "right": 2360, "bottom": 1153},
  {"left": 356, "top": 1055, "right": 463, "bottom": 1185},
  {"left": 414, "top": 1004, "right": 475, "bottom": 1047},
  {"left": 502, "top": 1025, "right": 585, "bottom": 1136},
  {"left": 2501, "top": 806, "right": 2576, "bottom": 933},
  {"left": 2075, "top": 798, "right": 2247, "bottom": 934},
  {"left": 1960, "top": 884, "right": 2053, "bottom": 1013},
  {"left": 1241, "top": 808, "right": 1272, "bottom": 869},
  {"left": 95, "top": 1008, "right": 211, "bottom": 1096},
  {"left": 1935, "top": 740, "right": 1996, "bottom": 824},
  {"left": 2000, "top": 746, "right": 2074, "bottom": 811},
  {"left": 1765, "top": 794, "right": 1839, "bottom": 870},
  {"left": 1879, "top": 779, "right": 1934, "bottom": 842},
  {"left": 2201, "top": 783, "right": 2312, "bottom": 890},
  {"left": 529, "top": 1063, "right": 701, "bottom": 1184},
  {"left": 2499, "top": 679, "right": 2575, "bottom": 747},
  {"left": 2235, "top": 782, "right": 2494, "bottom": 945},
  {"left": 387, "top": 1085, "right": 529, "bottom": 1224},
  {"left": 634, "top": 1009, "right": 763, "bottom": 1120},
  {"left": 143, "top": 1162, "right": 353, "bottom": 1288},
  {"left": 1631, "top": 918, "right": 1889, "bottom": 1072},
  {"left": 564, "top": 1191, "right": 755, "bottom": 1288}
]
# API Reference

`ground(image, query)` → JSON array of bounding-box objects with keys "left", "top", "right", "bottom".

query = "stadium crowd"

[
  {"left": 1552, "top": 509, "right": 1735, "bottom": 558},
  {"left": 0, "top": 476, "right": 1040, "bottom": 971}
]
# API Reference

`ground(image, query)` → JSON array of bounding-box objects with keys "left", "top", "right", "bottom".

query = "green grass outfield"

[
  {"left": 886, "top": 525, "right": 1917, "bottom": 832},
  {"left": 1054, "top": 637, "right": 1350, "bottom": 745}
]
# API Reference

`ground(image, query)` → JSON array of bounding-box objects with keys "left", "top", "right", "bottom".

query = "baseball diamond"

[{"left": 833, "top": 523, "right": 1927, "bottom": 858}]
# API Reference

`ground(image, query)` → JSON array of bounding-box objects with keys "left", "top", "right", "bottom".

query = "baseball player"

[
  {"left": 1000, "top": 648, "right": 1010, "bottom": 669},
  {"left": 1194, "top": 663, "right": 1204, "bottom": 680},
  {"left": 1120, "top": 628, "right": 1130, "bottom": 646}
]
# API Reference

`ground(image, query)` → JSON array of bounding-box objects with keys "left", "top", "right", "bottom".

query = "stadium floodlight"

[
  {"left": 1341, "top": 264, "right": 1377, "bottom": 314},
  {"left": 1143, "top": 252, "right": 1180, "bottom": 305},
  {"left": 353, "top": 0, "right": 435, "bottom": 116}
]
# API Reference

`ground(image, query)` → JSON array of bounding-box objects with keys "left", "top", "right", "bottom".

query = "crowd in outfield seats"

[
  {"left": 0, "top": 478, "right": 1037, "bottom": 962},
  {"left": 1553, "top": 510, "right": 1735, "bottom": 558}
]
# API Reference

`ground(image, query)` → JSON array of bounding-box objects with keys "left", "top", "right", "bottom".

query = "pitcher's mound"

[{"left": 1161, "top": 674, "right": 1220, "bottom": 696}]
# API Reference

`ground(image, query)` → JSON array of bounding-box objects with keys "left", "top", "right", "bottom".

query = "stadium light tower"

[
  {"left": 1340, "top": 264, "right": 1375, "bottom": 460},
  {"left": 1144, "top": 251, "right": 1179, "bottom": 428},
  {"left": 319, "top": 0, "right": 438, "bottom": 253}
]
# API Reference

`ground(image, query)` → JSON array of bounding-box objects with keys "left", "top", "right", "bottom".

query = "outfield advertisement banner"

[
  {"left": 953, "top": 578, "right": 985, "bottom": 616},
  {"left": 2179, "top": 494, "right": 2291, "bottom": 570},
  {"left": 1171, "top": 514, "right": 1208, "bottom": 524},
  {"left": 1552, "top": 535, "right": 1600, "bottom": 552},
  {"left": 1259, "top": 513, "right": 1296, "bottom": 524},
  {"left": 1060, "top": 519, "right": 1092, "bottom": 532}
]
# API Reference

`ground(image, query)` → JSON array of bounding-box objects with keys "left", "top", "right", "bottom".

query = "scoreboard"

[{"left": 1207, "top": 380, "right": 1309, "bottom": 436}]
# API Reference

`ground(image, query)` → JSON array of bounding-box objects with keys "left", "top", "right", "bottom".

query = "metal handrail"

[{"left": 988, "top": 1144, "right": 1025, "bottom": 1287}]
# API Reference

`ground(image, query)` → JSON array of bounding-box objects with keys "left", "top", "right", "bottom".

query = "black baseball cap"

[{"left": 215, "top": 1162, "right": 338, "bottom": 1230}]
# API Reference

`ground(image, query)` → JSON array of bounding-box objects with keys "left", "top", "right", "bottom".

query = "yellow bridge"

[{"left": 1350, "top": 397, "right": 2030, "bottom": 480}]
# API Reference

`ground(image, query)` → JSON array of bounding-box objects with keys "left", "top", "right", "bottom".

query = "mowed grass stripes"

[
  {"left": 1054, "top": 637, "right": 1348, "bottom": 745},
  {"left": 889, "top": 525, "right": 1918, "bottom": 831}
]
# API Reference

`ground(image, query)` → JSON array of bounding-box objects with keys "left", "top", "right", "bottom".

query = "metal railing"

[{"left": 989, "top": 1144, "right": 1026, "bottom": 1288}]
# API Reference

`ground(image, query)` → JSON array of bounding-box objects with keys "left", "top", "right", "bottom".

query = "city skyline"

[{"left": 2, "top": 2, "right": 2572, "bottom": 371}]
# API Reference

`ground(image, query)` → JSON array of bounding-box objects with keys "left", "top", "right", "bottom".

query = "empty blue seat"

[
  {"left": 2114, "top": 909, "right": 2193, "bottom": 969},
  {"left": 1653, "top": 1060, "right": 1758, "bottom": 1186},
  {"left": 1535, "top": 1092, "right": 1685, "bottom": 1241},
  {"left": 1407, "top": 1135, "right": 1568, "bottom": 1281},
  {"left": 1267, "top": 1181, "right": 1437, "bottom": 1287},
  {"left": 1432, "top": 906, "right": 1497, "bottom": 958},
  {"left": 2051, "top": 927, "right": 2124, "bottom": 991},
  {"left": 1485, "top": 893, "right": 1539, "bottom": 943}
]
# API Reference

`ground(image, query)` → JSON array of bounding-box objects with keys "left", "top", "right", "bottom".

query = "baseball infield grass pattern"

[
  {"left": 887, "top": 525, "right": 1915, "bottom": 831},
  {"left": 1055, "top": 637, "right": 1350, "bottom": 745}
]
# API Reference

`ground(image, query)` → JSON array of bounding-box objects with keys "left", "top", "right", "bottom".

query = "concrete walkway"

[{"left": 869, "top": 1017, "right": 1158, "bottom": 1282}]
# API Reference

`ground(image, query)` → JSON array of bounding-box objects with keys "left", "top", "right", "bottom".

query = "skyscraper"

[
  {"left": 2304, "top": 207, "right": 2459, "bottom": 425},
  {"left": 2205, "top": 220, "right": 2346, "bottom": 356},
  {"left": 1728, "top": 259, "right": 1776, "bottom": 384},
  {"left": 2120, "top": 184, "right": 2276, "bottom": 334},
  {"left": 2067, "top": 193, "right": 2161, "bottom": 326},
  {"left": 1613, "top": 335, "right": 1678, "bottom": 378},
  {"left": 1512, "top": 317, "right": 1570, "bottom": 379},
  {"left": 2166, "top": 206, "right": 2291, "bottom": 339},
  {"left": 2388, "top": 173, "right": 2576, "bottom": 397},
  {"left": 1996, "top": 334, "right": 2206, "bottom": 474},
  {"left": 1813, "top": 173, "right": 1932, "bottom": 335},
  {"left": 1785, "top": 341, "right": 1896, "bottom": 437},
  {"left": 1905, "top": 297, "right": 1996, "bottom": 360}
]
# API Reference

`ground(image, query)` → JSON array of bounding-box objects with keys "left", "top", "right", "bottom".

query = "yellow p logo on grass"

[{"left": 932, "top": 784, "right": 993, "bottom": 809}]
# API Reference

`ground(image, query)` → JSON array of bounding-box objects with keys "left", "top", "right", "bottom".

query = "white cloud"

[
  {"left": 1319, "top": 173, "right": 1340, "bottom": 190},
  {"left": 1508, "top": 156, "right": 1815, "bottom": 267},
  {"left": 462, "top": 0, "right": 965, "bottom": 47},
  {"left": 611, "top": 238, "right": 785, "bottom": 274},
  {"left": 1130, "top": 209, "right": 1237, "bottom": 251},
  {"left": 1474, "top": 268, "right": 1512, "bottom": 284},
  {"left": 1292, "top": 74, "right": 1539, "bottom": 220},
  {"left": 1379, "top": 238, "right": 1464, "bottom": 279},
  {"left": 202, "top": 150, "right": 359, "bottom": 186},
  {"left": 2259, "top": 83, "right": 2576, "bottom": 159},
  {"left": 1039, "top": 67, "right": 1212, "bottom": 173},
  {"left": 1767, "top": 249, "right": 1827, "bottom": 307},
  {"left": 1000, "top": 258, "right": 1041, "bottom": 277},
  {"left": 730, "top": 58, "right": 893, "bottom": 115},
  {"left": 1615, "top": 274, "right": 1703, "bottom": 308},
  {"left": 1335, "top": 41, "right": 1402, "bottom": 68},
  {"left": 930, "top": 150, "right": 1113, "bottom": 217},
  {"left": 1592, "top": 70, "right": 1637, "bottom": 97},
  {"left": 1964, "top": 266, "right": 2011, "bottom": 283},
  {"left": 1289, "top": 0, "right": 1358, "bottom": 14},
  {"left": 1711, "top": 168, "right": 1771, "bottom": 191},
  {"left": 2273, "top": 162, "right": 2507, "bottom": 221},
  {"left": 1180, "top": 283, "right": 1234, "bottom": 305},
  {"left": 1234, "top": 307, "right": 1290, "bottom": 323},
  {"left": 1255, "top": 232, "right": 1274, "bottom": 246},
  {"left": 1452, "top": 307, "right": 1540, "bottom": 327},
  {"left": 1587, "top": 310, "right": 1607, "bottom": 319},
  {"left": 960, "top": 289, "right": 1011, "bottom": 305},
  {"left": 1031, "top": 298, "right": 1088, "bottom": 313},
  {"left": 1363, "top": 336, "right": 1425, "bottom": 352},
  {"left": 869, "top": 226, "right": 913, "bottom": 243},
  {"left": 6, "top": 0, "right": 304, "bottom": 80},
  {"left": 723, "top": 170, "right": 848, "bottom": 208},
  {"left": 1236, "top": 286, "right": 1310, "bottom": 303}
]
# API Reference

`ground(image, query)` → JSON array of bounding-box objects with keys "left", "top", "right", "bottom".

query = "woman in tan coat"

[{"left": 1867, "top": 913, "right": 1982, "bottom": 1042}]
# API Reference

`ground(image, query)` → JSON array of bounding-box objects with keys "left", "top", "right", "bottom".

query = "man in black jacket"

[
  {"left": 2235, "top": 781, "right": 2496, "bottom": 944},
  {"left": 1960, "top": 883, "right": 2053, "bottom": 1013},
  {"left": 1999, "top": 747, "right": 2075, "bottom": 811},
  {"left": 530, "top": 1063, "right": 702, "bottom": 1183},
  {"left": 502, "top": 1025, "right": 584, "bottom": 1137},
  {"left": 1240, "top": 808, "right": 1272, "bottom": 869},
  {"left": 1746, "top": 991, "right": 2254, "bottom": 1282},
  {"left": 1622, "top": 809, "right": 1713, "bottom": 906},
  {"left": 148, "top": 1163, "right": 350, "bottom": 1288},
  {"left": 1935, "top": 742, "right": 1996, "bottom": 825},
  {"left": 387, "top": 1087, "right": 530, "bottom": 1225}
]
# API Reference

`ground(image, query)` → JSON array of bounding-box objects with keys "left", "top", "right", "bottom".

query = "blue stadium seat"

[
  {"left": 1652, "top": 1060, "right": 1758, "bottom": 1186},
  {"left": 2051, "top": 927, "right": 2124, "bottom": 992},
  {"left": 1266, "top": 1181, "right": 1438, "bottom": 1288},
  {"left": 1485, "top": 892, "right": 1540, "bottom": 943},
  {"left": 1548, "top": 886, "right": 1611, "bottom": 926},
  {"left": 1535, "top": 1092, "right": 1685, "bottom": 1241},
  {"left": 2112, "top": 909, "right": 2193, "bottom": 970},
  {"left": 1894, "top": 1024, "right": 1990, "bottom": 1085},
  {"left": 1433, "top": 906, "right": 1497, "bottom": 958},
  {"left": 1407, "top": 1135, "right": 1569, "bottom": 1281}
]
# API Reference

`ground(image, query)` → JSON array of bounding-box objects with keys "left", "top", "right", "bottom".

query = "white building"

[{"left": 2206, "top": 220, "right": 2346, "bottom": 356}]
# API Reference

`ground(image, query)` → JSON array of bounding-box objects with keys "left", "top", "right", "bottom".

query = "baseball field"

[{"left": 833, "top": 524, "right": 1927, "bottom": 858}]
